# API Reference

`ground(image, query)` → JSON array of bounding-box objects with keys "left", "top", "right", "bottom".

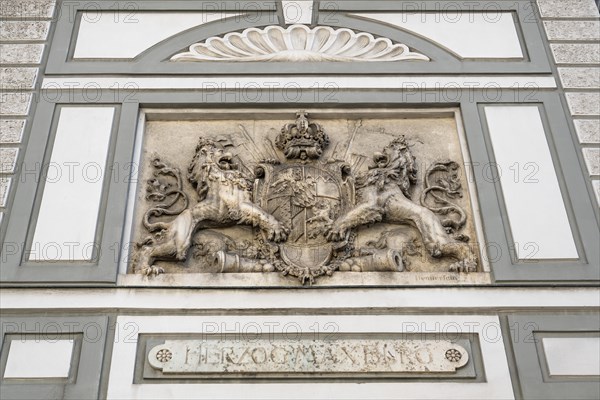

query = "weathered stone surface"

[
  {"left": 593, "top": 179, "right": 600, "bottom": 205},
  {"left": 566, "top": 93, "right": 600, "bottom": 116},
  {"left": 0, "top": 44, "right": 44, "bottom": 64},
  {"left": 558, "top": 67, "right": 600, "bottom": 89},
  {"left": 0, "top": 93, "right": 32, "bottom": 116},
  {"left": 543, "top": 21, "right": 600, "bottom": 41},
  {"left": 148, "top": 339, "right": 469, "bottom": 375},
  {"left": 118, "top": 270, "right": 492, "bottom": 287},
  {"left": 131, "top": 112, "right": 481, "bottom": 283},
  {"left": 0, "top": 68, "right": 38, "bottom": 90},
  {"left": 0, "top": 120, "right": 25, "bottom": 143},
  {"left": 583, "top": 148, "right": 600, "bottom": 176},
  {"left": 537, "top": 0, "right": 599, "bottom": 18},
  {"left": 0, "top": 148, "right": 18, "bottom": 173},
  {"left": 0, "top": 21, "right": 49, "bottom": 41},
  {"left": 0, "top": 177, "right": 11, "bottom": 207},
  {"left": 575, "top": 120, "right": 600, "bottom": 144},
  {"left": 0, "top": 0, "right": 55, "bottom": 18},
  {"left": 550, "top": 44, "right": 600, "bottom": 65}
]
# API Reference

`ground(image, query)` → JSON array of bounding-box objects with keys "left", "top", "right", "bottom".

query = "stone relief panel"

[{"left": 129, "top": 111, "right": 483, "bottom": 285}]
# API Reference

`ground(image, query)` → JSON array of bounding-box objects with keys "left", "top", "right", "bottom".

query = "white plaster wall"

[{"left": 107, "top": 315, "right": 514, "bottom": 400}]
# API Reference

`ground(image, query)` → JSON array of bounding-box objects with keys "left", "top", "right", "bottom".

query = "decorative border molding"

[{"left": 170, "top": 24, "right": 430, "bottom": 62}]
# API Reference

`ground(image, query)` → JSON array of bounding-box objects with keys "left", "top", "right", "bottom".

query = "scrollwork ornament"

[{"left": 132, "top": 112, "right": 478, "bottom": 283}]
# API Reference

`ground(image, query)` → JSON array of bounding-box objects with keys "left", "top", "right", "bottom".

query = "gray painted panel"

[
  {"left": 473, "top": 99, "right": 599, "bottom": 282},
  {"left": 0, "top": 315, "right": 109, "bottom": 400},
  {"left": 507, "top": 314, "right": 600, "bottom": 400},
  {"left": 1, "top": 101, "right": 138, "bottom": 284}
]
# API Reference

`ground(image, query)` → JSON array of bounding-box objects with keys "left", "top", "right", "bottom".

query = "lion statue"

[
  {"left": 134, "top": 138, "right": 289, "bottom": 276},
  {"left": 326, "top": 136, "right": 477, "bottom": 273}
]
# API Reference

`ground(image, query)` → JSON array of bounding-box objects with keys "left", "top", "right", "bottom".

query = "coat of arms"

[{"left": 132, "top": 112, "right": 478, "bottom": 284}]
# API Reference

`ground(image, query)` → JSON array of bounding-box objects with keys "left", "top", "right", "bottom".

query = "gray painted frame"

[
  {"left": 44, "top": 0, "right": 551, "bottom": 75},
  {"left": 135, "top": 333, "right": 484, "bottom": 382},
  {"left": 0, "top": 315, "right": 109, "bottom": 400},
  {"left": 3, "top": 0, "right": 598, "bottom": 285},
  {"left": 506, "top": 314, "right": 600, "bottom": 400},
  {"left": 2, "top": 86, "right": 597, "bottom": 285},
  {"left": 0, "top": 101, "right": 139, "bottom": 284},
  {"left": 470, "top": 97, "right": 600, "bottom": 283}
]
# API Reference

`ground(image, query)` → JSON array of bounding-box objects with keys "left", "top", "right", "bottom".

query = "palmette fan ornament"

[{"left": 171, "top": 24, "right": 430, "bottom": 62}]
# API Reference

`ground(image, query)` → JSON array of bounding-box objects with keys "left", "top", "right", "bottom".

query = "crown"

[{"left": 275, "top": 111, "right": 329, "bottom": 161}]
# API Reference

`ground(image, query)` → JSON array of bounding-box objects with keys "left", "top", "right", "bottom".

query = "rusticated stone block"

[
  {"left": 0, "top": 93, "right": 32, "bottom": 116},
  {"left": 550, "top": 44, "right": 600, "bottom": 65},
  {"left": 593, "top": 180, "right": 600, "bottom": 205},
  {"left": 0, "top": 44, "right": 44, "bottom": 64},
  {"left": 0, "top": 21, "right": 49, "bottom": 41},
  {"left": 537, "top": 0, "right": 600, "bottom": 18},
  {"left": 544, "top": 21, "right": 600, "bottom": 41},
  {"left": 0, "top": 0, "right": 55, "bottom": 19},
  {"left": 583, "top": 148, "right": 600, "bottom": 176},
  {"left": 558, "top": 67, "right": 600, "bottom": 89},
  {"left": 0, "top": 177, "right": 11, "bottom": 207},
  {"left": 566, "top": 93, "right": 600, "bottom": 116},
  {"left": 574, "top": 120, "right": 600, "bottom": 144},
  {"left": 0, "top": 68, "right": 38, "bottom": 90},
  {"left": 0, "top": 120, "right": 25, "bottom": 143},
  {"left": 0, "top": 148, "right": 19, "bottom": 173}
]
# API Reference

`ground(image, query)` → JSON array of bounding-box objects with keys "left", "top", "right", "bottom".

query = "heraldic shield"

[
  {"left": 133, "top": 110, "right": 478, "bottom": 284},
  {"left": 255, "top": 162, "right": 354, "bottom": 275}
]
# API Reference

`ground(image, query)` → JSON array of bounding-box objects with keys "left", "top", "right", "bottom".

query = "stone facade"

[
  {"left": 1, "top": 1, "right": 599, "bottom": 399},
  {"left": 540, "top": 0, "right": 600, "bottom": 201},
  {"left": 0, "top": 0, "right": 54, "bottom": 233}
]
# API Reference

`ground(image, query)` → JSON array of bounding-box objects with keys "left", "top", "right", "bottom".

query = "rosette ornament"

[{"left": 171, "top": 24, "right": 430, "bottom": 62}]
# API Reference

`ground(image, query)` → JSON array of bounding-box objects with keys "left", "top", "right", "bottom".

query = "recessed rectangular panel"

[
  {"left": 542, "top": 338, "right": 600, "bottom": 376},
  {"left": 73, "top": 12, "right": 238, "bottom": 59},
  {"left": 144, "top": 337, "right": 473, "bottom": 378},
  {"left": 4, "top": 340, "right": 74, "bottom": 378},
  {"left": 30, "top": 107, "right": 114, "bottom": 261},
  {"left": 484, "top": 106, "right": 578, "bottom": 260},
  {"left": 282, "top": 1, "right": 313, "bottom": 24},
  {"left": 126, "top": 109, "right": 488, "bottom": 286},
  {"left": 352, "top": 12, "right": 523, "bottom": 59}
]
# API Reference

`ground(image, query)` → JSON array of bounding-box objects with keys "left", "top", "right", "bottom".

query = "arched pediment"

[
  {"left": 128, "top": 16, "right": 462, "bottom": 74},
  {"left": 44, "top": 1, "right": 551, "bottom": 75}
]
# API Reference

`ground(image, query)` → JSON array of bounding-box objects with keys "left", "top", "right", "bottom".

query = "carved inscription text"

[{"left": 148, "top": 339, "right": 469, "bottom": 375}]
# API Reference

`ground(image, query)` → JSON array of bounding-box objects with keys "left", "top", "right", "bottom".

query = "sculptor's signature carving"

[{"left": 133, "top": 112, "right": 477, "bottom": 283}]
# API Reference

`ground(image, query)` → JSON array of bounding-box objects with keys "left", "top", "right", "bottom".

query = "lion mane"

[
  {"left": 187, "top": 137, "right": 252, "bottom": 202},
  {"left": 355, "top": 136, "right": 417, "bottom": 198},
  {"left": 135, "top": 136, "right": 288, "bottom": 275},
  {"left": 326, "top": 135, "right": 477, "bottom": 273}
]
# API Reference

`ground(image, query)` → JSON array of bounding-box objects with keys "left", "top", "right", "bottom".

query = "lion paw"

[
  {"left": 448, "top": 258, "right": 477, "bottom": 274},
  {"left": 326, "top": 226, "right": 348, "bottom": 242},
  {"left": 140, "top": 265, "right": 165, "bottom": 276},
  {"left": 267, "top": 224, "right": 289, "bottom": 243}
]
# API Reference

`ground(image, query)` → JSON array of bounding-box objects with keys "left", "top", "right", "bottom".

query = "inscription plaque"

[{"left": 148, "top": 339, "right": 469, "bottom": 375}]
